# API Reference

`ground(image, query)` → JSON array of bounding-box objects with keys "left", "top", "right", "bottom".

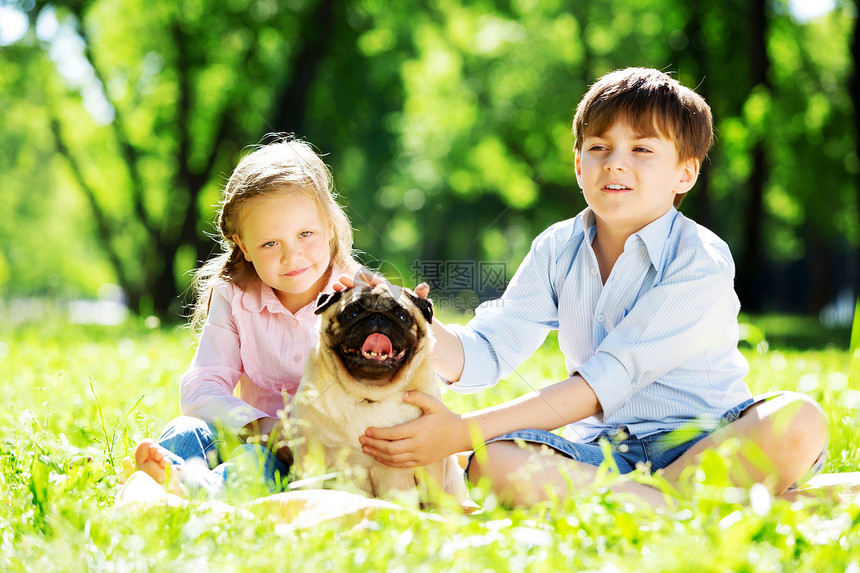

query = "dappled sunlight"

[{"left": 1, "top": 0, "right": 858, "bottom": 568}]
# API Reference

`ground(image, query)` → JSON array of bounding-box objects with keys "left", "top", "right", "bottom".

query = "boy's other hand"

[
  {"left": 333, "top": 268, "right": 430, "bottom": 300},
  {"left": 334, "top": 268, "right": 385, "bottom": 292},
  {"left": 412, "top": 282, "right": 430, "bottom": 299},
  {"left": 359, "top": 391, "right": 467, "bottom": 468}
]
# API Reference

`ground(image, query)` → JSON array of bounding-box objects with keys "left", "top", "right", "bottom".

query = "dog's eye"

[
  {"left": 395, "top": 310, "right": 410, "bottom": 323},
  {"left": 344, "top": 309, "right": 360, "bottom": 321}
]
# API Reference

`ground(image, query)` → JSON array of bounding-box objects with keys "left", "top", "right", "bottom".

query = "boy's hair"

[
  {"left": 190, "top": 136, "right": 359, "bottom": 332},
  {"left": 573, "top": 68, "right": 713, "bottom": 206}
]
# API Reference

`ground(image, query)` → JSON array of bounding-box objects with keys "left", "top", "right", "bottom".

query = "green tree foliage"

[{"left": 0, "top": 0, "right": 856, "bottom": 318}]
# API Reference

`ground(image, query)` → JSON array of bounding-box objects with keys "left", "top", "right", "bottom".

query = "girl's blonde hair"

[{"left": 190, "top": 136, "right": 359, "bottom": 332}]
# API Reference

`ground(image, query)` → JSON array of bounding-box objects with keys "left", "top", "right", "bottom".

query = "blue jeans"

[{"left": 156, "top": 416, "right": 290, "bottom": 498}]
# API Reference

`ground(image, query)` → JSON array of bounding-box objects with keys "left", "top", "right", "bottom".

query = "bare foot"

[
  {"left": 119, "top": 456, "right": 135, "bottom": 483},
  {"left": 134, "top": 439, "right": 186, "bottom": 497}
]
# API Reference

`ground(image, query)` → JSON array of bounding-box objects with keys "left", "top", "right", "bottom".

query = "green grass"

[{"left": 1, "top": 313, "right": 859, "bottom": 572}]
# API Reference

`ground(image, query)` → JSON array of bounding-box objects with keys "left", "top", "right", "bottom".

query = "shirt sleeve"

[
  {"left": 577, "top": 240, "right": 740, "bottom": 419},
  {"left": 179, "top": 285, "right": 270, "bottom": 433},
  {"left": 449, "top": 227, "right": 562, "bottom": 393}
]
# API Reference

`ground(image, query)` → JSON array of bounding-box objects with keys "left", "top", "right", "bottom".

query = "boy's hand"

[
  {"left": 334, "top": 269, "right": 430, "bottom": 300},
  {"left": 334, "top": 268, "right": 385, "bottom": 292},
  {"left": 359, "top": 391, "right": 468, "bottom": 468}
]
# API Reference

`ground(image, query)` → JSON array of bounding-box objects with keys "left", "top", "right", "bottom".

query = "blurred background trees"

[{"left": 0, "top": 0, "right": 856, "bottom": 321}]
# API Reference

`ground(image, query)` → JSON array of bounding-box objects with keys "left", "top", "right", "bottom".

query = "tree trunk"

[
  {"left": 852, "top": 1, "right": 860, "bottom": 302},
  {"left": 681, "top": 1, "right": 714, "bottom": 231},
  {"left": 737, "top": 0, "right": 770, "bottom": 312},
  {"left": 268, "top": 0, "right": 338, "bottom": 134},
  {"left": 805, "top": 222, "right": 830, "bottom": 313}
]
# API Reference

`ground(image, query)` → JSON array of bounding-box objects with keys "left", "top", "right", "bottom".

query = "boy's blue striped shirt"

[{"left": 449, "top": 207, "right": 752, "bottom": 442}]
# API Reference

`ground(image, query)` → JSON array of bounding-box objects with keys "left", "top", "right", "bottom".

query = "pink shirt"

[{"left": 179, "top": 274, "right": 339, "bottom": 433}]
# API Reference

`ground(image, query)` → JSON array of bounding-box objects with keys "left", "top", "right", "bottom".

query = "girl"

[{"left": 128, "top": 136, "right": 361, "bottom": 497}]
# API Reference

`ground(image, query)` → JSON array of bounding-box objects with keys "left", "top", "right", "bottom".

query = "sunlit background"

[{"left": 0, "top": 0, "right": 856, "bottom": 329}]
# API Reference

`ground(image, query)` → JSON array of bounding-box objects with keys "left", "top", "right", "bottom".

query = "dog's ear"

[
  {"left": 315, "top": 290, "right": 344, "bottom": 315},
  {"left": 407, "top": 293, "right": 433, "bottom": 324}
]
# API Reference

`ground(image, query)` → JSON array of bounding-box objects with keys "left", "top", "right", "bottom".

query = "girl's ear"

[
  {"left": 233, "top": 235, "right": 251, "bottom": 261},
  {"left": 326, "top": 222, "right": 337, "bottom": 258}
]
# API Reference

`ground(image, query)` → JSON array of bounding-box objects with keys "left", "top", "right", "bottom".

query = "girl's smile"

[{"left": 283, "top": 266, "right": 310, "bottom": 277}]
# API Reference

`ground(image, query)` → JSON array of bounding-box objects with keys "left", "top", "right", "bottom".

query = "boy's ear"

[
  {"left": 574, "top": 150, "right": 583, "bottom": 188},
  {"left": 677, "top": 158, "right": 701, "bottom": 193}
]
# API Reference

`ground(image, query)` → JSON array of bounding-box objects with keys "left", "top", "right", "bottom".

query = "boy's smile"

[{"left": 575, "top": 119, "right": 699, "bottom": 239}]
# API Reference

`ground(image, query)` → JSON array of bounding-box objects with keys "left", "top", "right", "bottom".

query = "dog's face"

[{"left": 314, "top": 285, "right": 433, "bottom": 386}]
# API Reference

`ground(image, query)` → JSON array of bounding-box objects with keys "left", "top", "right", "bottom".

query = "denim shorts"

[{"left": 468, "top": 393, "right": 827, "bottom": 490}]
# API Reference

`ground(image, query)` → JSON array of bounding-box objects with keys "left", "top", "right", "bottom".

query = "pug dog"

[{"left": 288, "top": 284, "right": 466, "bottom": 502}]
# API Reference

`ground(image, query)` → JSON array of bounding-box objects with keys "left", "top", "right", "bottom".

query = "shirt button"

[
  {"left": 292, "top": 319, "right": 299, "bottom": 327},
  {"left": 294, "top": 354, "right": 302, "bottom": 363},
  {"left": 590, "top": 267, "right": 598, "bottom": 276},
  {"left": 597, "top": 314, "right": 605, "bottom": 322}
]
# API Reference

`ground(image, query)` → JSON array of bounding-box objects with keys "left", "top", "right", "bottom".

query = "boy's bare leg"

[
  {"left": 133, "top": 439, "right": 187, "bottom": 497},
  {"left": 470, "top": 392, "right": 827, "bottom": 508},
  {"left": 661, "top": 392, "right": 828, "bottom": 496},
  {"left": 468, "top": 441, "right": 670, "bottom": 508}
]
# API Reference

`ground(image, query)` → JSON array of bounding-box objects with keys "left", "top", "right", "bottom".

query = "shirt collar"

[
  {"left": 633, "top": 208, "right": 678, "bottom": 269},
  {"left": 239, "top": 280, "right": 284, "bottom": 315},
  {"left": 581, "top": 207, "right": 598, "bottom": 244},
  {"left": 579, "top": 206, "right": 678, "bottom": 269}
]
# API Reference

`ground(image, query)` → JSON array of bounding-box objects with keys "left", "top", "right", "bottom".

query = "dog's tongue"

[{"left": 361, "top": 333, "right": 393, "bottom": 357}]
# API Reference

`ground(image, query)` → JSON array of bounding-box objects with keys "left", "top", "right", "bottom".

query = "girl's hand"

[
  {"left": 359, "top": 391, "right": 468, "bottom": 468},
  {"left": 240, "top": 417, "right": 293, "bottom": 466}
]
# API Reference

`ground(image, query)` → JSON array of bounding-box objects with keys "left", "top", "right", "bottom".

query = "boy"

[{"left": 355, "top": 68, "right": 827, "bottom": 506}]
